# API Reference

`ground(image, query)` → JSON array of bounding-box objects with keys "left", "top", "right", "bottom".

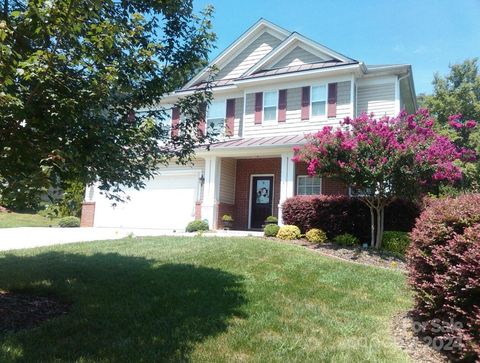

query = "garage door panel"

[{"left": 94, "top": 173, "right": 199, "bottom": 229}]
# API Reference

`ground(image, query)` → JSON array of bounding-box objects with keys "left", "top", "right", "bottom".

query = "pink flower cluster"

[
  {"left": 293, "top": 109, "right": 477, "bottom": 192},
  {"left": 448, "top": 114, "right": 477, "bottom": 129}
]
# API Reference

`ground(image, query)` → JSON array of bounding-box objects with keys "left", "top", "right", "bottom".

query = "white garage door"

[{"left": 94, "top": 173, "right": 199, "bottom": 230}]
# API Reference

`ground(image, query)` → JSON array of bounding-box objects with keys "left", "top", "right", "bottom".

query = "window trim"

[
  {"left": 310, "top": 84, "right": 328, "bottom": 121},
  {"left": 262, "top": 90, "right": 279, "bottom": 125},
  {"left": 206, "top": 99, "right": 227, "bottom": 136},
  {"left": 296, "top": 175, "right": 322, "bottom": 195}
]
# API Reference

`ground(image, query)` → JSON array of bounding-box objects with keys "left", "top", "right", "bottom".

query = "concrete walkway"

[{"left": 0, "top": 227, "right": 263, "bottom": 252}]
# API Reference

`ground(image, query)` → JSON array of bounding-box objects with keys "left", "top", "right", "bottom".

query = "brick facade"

[
  {"left": 217, "top": 202, "right": 235, "bottom": 229},
  {"left": 195, "top": 202, "right": 202, "bottom": 220},
  {"left": 80, "top": 202, "right": 96, "bottom": 227},
  {"left": 294, "top": 162, "right": 349, "bottom": 195},
  {"left": 234, "top": 158, "right": 281, "bottom": 230}
]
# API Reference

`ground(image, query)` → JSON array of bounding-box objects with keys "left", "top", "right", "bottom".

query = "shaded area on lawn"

[{"left": 0, "top": 251, "right": 246, "bottom": 362}]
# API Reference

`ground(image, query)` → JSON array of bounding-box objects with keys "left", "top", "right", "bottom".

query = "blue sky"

[{"left": 194, "top": 0, "right": 480, "bottom": 95}]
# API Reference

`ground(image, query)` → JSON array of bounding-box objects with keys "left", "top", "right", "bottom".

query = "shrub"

[
  {"left": 264, "top": 224, "right": 280, "bottom": 237},
  {"left": 281, "top": 195, "right": 420, "bottom": 241},
  {"left": 221, "top": 214, "right": 233, "bottom": 222},
  {"left": 185, "top": 220, "right": 209, "bottom": 232},
  {"left": 58, "top": 216, "right": 80, "bottom": 228},
  {"left": 276, "top": 225, "right": 301, "bottom": 240},
  {"left": 333, "top": 233, "right": 359, "bottom": 246},
  {"left": 408, "top": 194, "right": 480, "bottom": 361},
  {"left": 305, "top": 228, "right": 327, "bottom": 244},
  {"left": 265, "top": 215, "right": 278, "bottom": 224},
  {"left": 382, "top": 231, "right": 410, "bottom": 255}
]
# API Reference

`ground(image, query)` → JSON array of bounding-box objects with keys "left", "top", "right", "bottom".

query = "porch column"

[
  {"left": 201, "top": 156, "right": 221, "bottom": 229},
  {"left": 278, "top": 152, "right": 295, "bottom": 225}
]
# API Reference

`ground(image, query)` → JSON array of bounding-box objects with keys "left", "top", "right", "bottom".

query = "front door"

[{"left": 250, "top": 176, "right": 274, "bottom": 229}]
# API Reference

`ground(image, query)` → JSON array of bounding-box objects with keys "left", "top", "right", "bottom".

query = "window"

[
  {"left": 263, "top": 90, "right": 278, "bottom": 122},
  {"left": 311, "top": 85, "right": 327, "bottom": 117},
  {"left": 349, "top": 186, "right": 371, "bottom": 197},
  {"left": 207, "top": 100, "right": 225, "bottom": 135},
  {"left": 159, "top": 109, "right": 172, "bottom": 134},
  {"left": 297, "top": 175, "right": 321, "bottom": 195}
]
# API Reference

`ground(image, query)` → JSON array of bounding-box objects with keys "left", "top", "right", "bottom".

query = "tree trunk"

[
  {"left": 375, "top": 206, "right": 385, "bottom": 249},
  {"left": 370, "top": 207, "right": 375, "bottom": 247}
]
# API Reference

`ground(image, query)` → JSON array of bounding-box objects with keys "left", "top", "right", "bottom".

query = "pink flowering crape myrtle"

[{"left": 293, "top": 109, "right": 476, "bottom": 248}]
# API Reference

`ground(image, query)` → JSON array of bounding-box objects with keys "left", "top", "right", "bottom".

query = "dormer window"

[
  {"left": 263, "top": 90, "right": 278, "bottom": 122},
  {"left": 311, "top": 85, "right": 327, "bottom": 117}
]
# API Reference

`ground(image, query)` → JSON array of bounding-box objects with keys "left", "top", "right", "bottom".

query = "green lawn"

[
  {"left": 0, "top": 212, "right": 58, "bottom": 228},
  {"left": 0, "top": 236, "right": 412, "bottom": 362}
]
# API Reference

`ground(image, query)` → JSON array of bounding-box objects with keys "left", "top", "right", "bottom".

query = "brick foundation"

[
  {"left": 80, "top": 202, "right": 96, "bottom": 227},
  {"left": 295, "top": 162, "right": 348, "bottom": 195},
  {"left": 234, "top": 158, "right": 281, "bottom": 230}
]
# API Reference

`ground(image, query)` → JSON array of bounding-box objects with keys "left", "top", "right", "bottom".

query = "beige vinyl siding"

[
  {"left": 272, "top": 46, "right": 324, "bottom": 68},
  {"left": 356, "top": 83, "right": 396, "bottom": 117},
  {"left": 243, "top": 81, "right": 351, "bottom": 137},
  {"left": 219, "top": 158, "right": 236, "bottom": 204},
  {"left": 215, "top": 32, "right": 282, "bottom": 80}
]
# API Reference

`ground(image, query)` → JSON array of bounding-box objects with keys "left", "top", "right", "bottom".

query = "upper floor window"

[
  {"left": 311, "top": 85, "right": 327, "bottom": 117},
  {"left": 297, "top": 175, "right": 321, "bottom": 195},
  {"left": 207, "top": 100, "right": 225, "bottom": 135},
  {"left": 159, "top": 109, "right": 172, "bottom": 137},
  {"left": 263, "top": 90, "right": 278, "bottom": 122}
]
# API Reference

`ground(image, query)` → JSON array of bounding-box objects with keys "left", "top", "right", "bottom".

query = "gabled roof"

[
  {"left": 177, "top": 19, "right": 410, "bottom": 94},
  {"left": 182, "top": 19, "right": 290, "bottom": 90},
  {"left": 242, "top": 32, "right": 356, "bottom": 77}
]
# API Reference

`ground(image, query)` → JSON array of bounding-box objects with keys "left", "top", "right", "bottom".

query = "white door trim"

[{"left": 248, "top": 174, "right": 275, "bottom": 230}]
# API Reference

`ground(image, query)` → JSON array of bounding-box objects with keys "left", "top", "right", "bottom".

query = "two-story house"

[{"left": 81, "top": 19, "right": 416, "bottom": 231}]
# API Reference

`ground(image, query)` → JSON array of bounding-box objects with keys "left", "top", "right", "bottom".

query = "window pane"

[
  {"left": 311, "top": 85, "right": 326, "bottom": 102},
  {"left": 264, "top": 106, "right": 276, "bottom": 121},
  {"left": 312, "top": 101, "right": 326, "bottom": 117},
  {"left": 207, "top": 101, "right": 225, "bottom": 119},
  {"left": 264, "top": 91, "right": 278, "bottom": 107},
  {"left": 297, "top": 176, "right": 321, "bottom": 195},
  {"left": 207, "top": 118, "right": 224, "bottom": 133}
]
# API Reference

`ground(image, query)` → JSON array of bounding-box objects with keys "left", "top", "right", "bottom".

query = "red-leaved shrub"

[
  {"left": 408, "top": 194, "right": 480, "bottom": 361},
  {"left": 281, "top": 195, "right": 419, "bottom": 241}
]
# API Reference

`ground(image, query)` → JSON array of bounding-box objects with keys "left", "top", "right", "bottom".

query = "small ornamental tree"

[{"left": 293, "top": 109, "right": 476, "bottom": 248}]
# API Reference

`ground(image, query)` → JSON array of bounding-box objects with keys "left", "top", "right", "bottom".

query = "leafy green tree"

[
  {"left": 0, "top": 0, "right": 216, "bottom": 209},
  {"left": 419, "top": 58, "right": 480, "bottom": 191}
]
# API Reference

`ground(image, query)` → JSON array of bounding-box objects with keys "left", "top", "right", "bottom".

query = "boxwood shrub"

[
  {"left": 382, "top": 231, "right": 410, "bottom": 255},
  {"left": 281, "top": 195, "right": 420, "bottom": 241},
  {"left": 264, "top": 224, "right": 280, "bottom": 237},
  {"left": 276, "top": 225, "right": 301, "bottom": 240},
  {"left": 333, "top": 233, "right": 359, "bottom": 246},
  {"left": 305, "top": 228, "right": 327, "bottom": 244},
  {"left": 185, "top": 220, "right": 209, "bottom": 232},
  {"left": 58, "top": 216, "right": 80, "bottom": 228},
  {"left": 408, "top": 194, "right": 480, "bottom": 361}
]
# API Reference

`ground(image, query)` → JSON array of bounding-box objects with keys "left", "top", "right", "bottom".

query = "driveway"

[{"left": 0, "top": 227, "right": 263, "bottom": 251}]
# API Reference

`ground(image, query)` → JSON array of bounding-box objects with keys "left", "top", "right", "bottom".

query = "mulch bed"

[
  {"left": 273, "top": 238, "right": 407, "bottom": 271},
  {"left": 0, "top": 290, "right": 70, "bottom": 333},
  {"left": 391, "top": 311, "right": 449, "bottom": 363}
]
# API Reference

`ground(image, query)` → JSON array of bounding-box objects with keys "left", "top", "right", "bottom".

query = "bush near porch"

[
  {"left": 408, "top": 194, "right": 480, "bottom": 361},
  {"left": 281, "top": 196, "right": 420, "bottom": 242}
]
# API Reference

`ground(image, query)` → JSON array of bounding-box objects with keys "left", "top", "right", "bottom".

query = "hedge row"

[
  {"left": 408, "top": 194, "right": 480, "bottom": 361},
  {"left": 281, "top": 195, "right": 420, "bottom": 242}
]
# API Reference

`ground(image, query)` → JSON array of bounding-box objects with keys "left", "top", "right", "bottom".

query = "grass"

[
  {"left": 0, "top": 236, "right": 412, "bottom": 362},
  {"left": 0, "top": 212, "right": 58, "bottom": 228}
]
